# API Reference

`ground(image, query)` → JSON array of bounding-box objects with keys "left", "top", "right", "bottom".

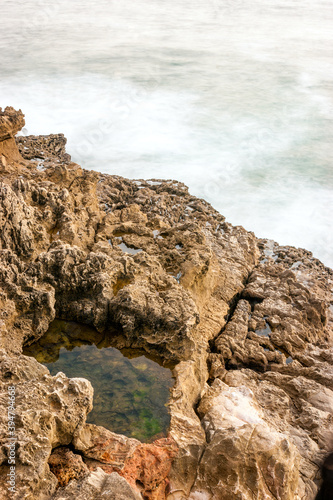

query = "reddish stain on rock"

[
  {"left": 84, "top": 437, "right": 178, "bottom": 500},
  {"left": 119, "top": 438, "right": 178, "bottom": 500}
]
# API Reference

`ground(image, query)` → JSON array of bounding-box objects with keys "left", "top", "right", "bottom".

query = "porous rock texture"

[{"left": 0, "top": 107, "right": 332, "bottom": 499}]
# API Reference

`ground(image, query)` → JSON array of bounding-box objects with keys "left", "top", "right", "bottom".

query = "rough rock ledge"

[{"left": 0, "top": 106, "right": 332, "bottom": 500}]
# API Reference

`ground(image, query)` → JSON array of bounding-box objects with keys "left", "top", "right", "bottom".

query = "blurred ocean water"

[{"left": 1, "top": 0, "right": 332, "bottom": 266}]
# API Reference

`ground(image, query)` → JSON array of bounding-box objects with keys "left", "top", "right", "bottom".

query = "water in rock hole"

[{"left": 23, "top": 320, "right": 174, "bottom": 442}]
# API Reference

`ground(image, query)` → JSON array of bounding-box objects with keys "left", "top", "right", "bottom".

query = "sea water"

[{"left": 1, "top": 0, "right": 332, "bottom": 267}]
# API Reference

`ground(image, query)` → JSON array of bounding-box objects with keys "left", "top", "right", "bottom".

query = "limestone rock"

[
  {"left": 0, "top": 108, "right": 332, "bottom": 499},
  {"left": 51, "top": 469, "right": 142, "bottom": 500},
  {"left": 190, "top": 377, "right": 300, "bottom": 499},
  {"left": 0, "top": 350, "right": 93, "bottom": 500},
  {"left": 73, "top": 424, "right": 178, "bottom": 499},
  {"left": 16, "top": 134, "right": 71, "bottom": 164},
  {"left": 0, "top": 107, "right": 25, "bottom": 140},
  {"left": 73, "top": 424, "right": 140, "bottom": 466},
  {"left": 0, "top": 107, "right": 26, "bottom": 165},
  {"left": 48, "top": 448, "right": 89, "bottom": 487}
]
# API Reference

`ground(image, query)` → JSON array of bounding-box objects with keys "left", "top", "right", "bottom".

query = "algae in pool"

[{"left": 23, "top": 320, "right": 174, "bottom": 442}]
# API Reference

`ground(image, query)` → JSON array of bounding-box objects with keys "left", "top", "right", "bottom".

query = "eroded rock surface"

[
  {"left": 0, "top": 107, "right": 25, "bottom": 141},
  {"left": 48, "top": 447, "right": 89, "bottom": 487},
  {"left": 0, "top": 107, "right": 332, "bottom": 499},
  {"left": 0, "top": 350, "right": 93, "bottom": 500},
  {"left": 0, "top": 106, "right": 26, "bottom": 165},
  {"left": 52, "top": 469, "right": 142, "bottom": 500},
  {"left": 16, "top": 134, "right": 71, "bottom": 164}
]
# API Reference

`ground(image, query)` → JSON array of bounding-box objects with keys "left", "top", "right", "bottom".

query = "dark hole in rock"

[
  {"left": 136, "top": 479, "right": 145, "bottom": 490},
  {"left": 23, "top": 320, "right": 174, "bottom": 442},
  {"left": 243, "top": 297, "right": 264, "bottom": 313}
]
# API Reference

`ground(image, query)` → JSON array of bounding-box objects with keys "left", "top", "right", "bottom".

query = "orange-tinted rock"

[
  {"left": 49, "top": 447, "right": 89, "bottom": 487},
  {"left": 74, "top": 425, "right": 178, "bottom": 499},
  {"left": 119, "top": 438, "right": 178, "bottom": 500},
  {"left": 73, "top": 424, "right": 140, "bottom": 467}
]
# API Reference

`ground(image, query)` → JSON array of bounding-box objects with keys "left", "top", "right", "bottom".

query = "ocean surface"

[{"left": 1, "top": 0, "right": 332, "bottom": 267}]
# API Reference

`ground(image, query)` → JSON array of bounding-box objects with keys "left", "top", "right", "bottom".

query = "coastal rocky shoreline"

[{"left": 0, "top": 106, "right": 332, "bottom": 499}]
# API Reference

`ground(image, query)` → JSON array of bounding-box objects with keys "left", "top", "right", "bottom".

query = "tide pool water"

[
  {"left": 23, "top": 321, "right": 173, "bottom": 442},
  {"left": 1, "top": 0, "right": 332, "bottom": 267}
]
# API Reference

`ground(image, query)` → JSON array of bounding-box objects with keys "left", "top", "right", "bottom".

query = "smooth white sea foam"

[{"left": 1, "top": 0, "right": 333, "bottom": 267}]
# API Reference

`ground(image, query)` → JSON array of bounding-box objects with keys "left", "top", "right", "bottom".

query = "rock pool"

[{"left": 23, "top": 320, "right": 174, "bottom": 442}]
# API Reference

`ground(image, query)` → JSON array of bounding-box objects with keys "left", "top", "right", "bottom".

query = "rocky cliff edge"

[{"left": 0, "top": 107, "right": 332, "bottom": 500}]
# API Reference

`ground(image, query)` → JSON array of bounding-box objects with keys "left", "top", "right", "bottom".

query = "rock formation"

[{"left": 0, "top": 106, "right": 332, "bottom": 499}]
